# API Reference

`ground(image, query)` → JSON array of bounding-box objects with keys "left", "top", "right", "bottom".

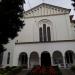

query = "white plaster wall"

[
  {"left": 17, "top": 14, "right": 72, "bottom": 42},
  {"left": 71, "top": 23, "right": 75, "bottom": 40},
  {"left": 2, "top": 39, "right": 16, "bottom": 67},
  {"left": 12, "top": 41, "right": 75, "bottom": 66}
]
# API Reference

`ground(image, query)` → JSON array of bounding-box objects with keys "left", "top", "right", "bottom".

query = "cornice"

[
  {"left": 24, "top": 13, "right": 69, "bottom": 19},
  {"left": 15, "top": 40, "right": 75, "bottom": 45}
]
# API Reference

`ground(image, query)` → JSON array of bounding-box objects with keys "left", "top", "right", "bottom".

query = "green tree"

[
  {"left": 0, "top": 0, "right": 25, "bottom": 53},
  {"left": 72, "top": 0, "right": 75, "bottom": 9}
]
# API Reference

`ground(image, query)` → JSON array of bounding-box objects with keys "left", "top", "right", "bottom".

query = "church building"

[{"left": 1, "top": 3, "right": 75, "bottom": 69}]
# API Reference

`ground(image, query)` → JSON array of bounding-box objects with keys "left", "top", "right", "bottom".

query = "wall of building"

[
  {"left": 16, "top": 14, "right": 72, "bottom": 42},
  {"left": 71, "top": 23, "right": 75, "bottom": 39},
  {"left": 2, "top": 3, "right": 74, "bottom": 68},
  {"left": 12, "top": 41, "right": 75, "bottom": 68},
  {"left": 2, "top": 40, "right": 16, "bottom": 67}
]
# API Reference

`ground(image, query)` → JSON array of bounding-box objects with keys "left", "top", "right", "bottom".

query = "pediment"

[{"left": 24, "top": 3, "right": 71, "bottom": 18}]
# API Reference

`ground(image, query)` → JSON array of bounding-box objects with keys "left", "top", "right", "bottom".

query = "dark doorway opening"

[
  {"left": 65, "top": 51, "right": 74, "bottom": 64},
  {"left": 41, "top": 51, "right": 51, "bottom": 67}
]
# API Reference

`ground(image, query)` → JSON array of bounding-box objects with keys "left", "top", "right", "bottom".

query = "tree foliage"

[
  {"left": 0, "top": 0, "right": 25, "bottom": 53},
  {"left": 72, "top": 0, "right": 75, "bottom": 9}
]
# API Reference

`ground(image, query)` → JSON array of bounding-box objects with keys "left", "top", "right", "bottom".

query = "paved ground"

[
  {"left": 61, "top": 69, "right": 75, "bottom": 75},
  {"left": 16, "top": 69, "right": 75, "bottom": 75}
]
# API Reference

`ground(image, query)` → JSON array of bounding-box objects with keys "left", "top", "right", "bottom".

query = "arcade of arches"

[{"left": 18, "top": 50, "right": 75, "bottom": 69}]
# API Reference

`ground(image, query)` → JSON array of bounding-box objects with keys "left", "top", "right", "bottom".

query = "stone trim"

[
  {"left": 15, "top": 40, "right": 75, "bottom": 45},
  {"left": 24, "top": 13, "right": 69, "bottom": 19},
  {"left": 25, "top": 3, "right": 70, "bottom": 13}
]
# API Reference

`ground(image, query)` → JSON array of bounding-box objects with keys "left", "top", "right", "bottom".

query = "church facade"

[{"left": 1, "top": 3, "right": 75, "bottom": 68}]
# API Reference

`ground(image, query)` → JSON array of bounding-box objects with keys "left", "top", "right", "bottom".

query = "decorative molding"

[
  {"left": 24, "top": 3, "right": 71, "bottom": 18},
  {"left": 15, "top": 40, "right": 75, "bottom": 45},
  {"left": 24, "top": 3, "right": 70, "bottom": 13},
  {"left": 24, "top": 13, "right": 69, "bottom": 19}
]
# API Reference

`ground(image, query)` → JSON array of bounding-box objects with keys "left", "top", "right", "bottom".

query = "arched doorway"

[
  {"left": 18, "top": 52, "right": 28, "bottom": 68},
  {"left": 41, "top": 51, "right": 51, "bottom": 67},
  {"left": 29, "top": 52, "right": 39, "bottom": 68},
  {"left": 53, "top": 51, "right": 63, "bottom": 67},
  {"left": 65, "top": 50, "right": 75, "bottom": 67}
]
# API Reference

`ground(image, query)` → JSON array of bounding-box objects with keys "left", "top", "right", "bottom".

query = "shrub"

[
  {"left": 0, "top": 68, "right": 6, "bottom": 74},
  {"left": 27, "top": 66, "right": 62, "bottom": 75},
  {"left": 5, "top": 71, "right": 13, "bottom": 75},
  {"left": 10, "top": 66, "right": 17, "bottom": 69},
  {"left": 5, "top": 66, "right": 11, "bottom": 72},
  {"left": 0, "top": 74, "right": 4, "bottom": 75},
  {"left": 54, "top": 66, "right": 62, "bottom": 75},
  {"left": 0, "top": 66, "right": 23, "bottom": 75},
  {"left": 47, "top": 66, "right": 57, "bottom": 75}
]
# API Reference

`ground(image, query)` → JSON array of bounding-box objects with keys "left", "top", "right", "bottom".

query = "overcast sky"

[{"left": 24, "top": 0, "right": 75, "bottom": 16}]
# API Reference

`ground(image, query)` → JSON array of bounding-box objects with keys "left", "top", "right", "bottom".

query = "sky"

[{"left": 24, "top": 0, "right": 75, "bottom": 18}]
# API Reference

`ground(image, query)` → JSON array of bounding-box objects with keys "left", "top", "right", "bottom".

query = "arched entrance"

[
  {"left": 18, "top": 52, "right": 28, "bottom": 68},
  {"left": 65, "top": 50, "right": 75, "bottom": 67},
  {"left": 53, "top": 51, "right": 63, "bottom": 67},
  {"left": 29, "top": 52, "right": 39, "bottom": 68},
  {"left": 41, "top": 51, "right": 51, "bottom": 67}
]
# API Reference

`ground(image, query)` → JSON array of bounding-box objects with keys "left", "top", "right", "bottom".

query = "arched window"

[
  {"left": 7, "top": 52, "right": 10, "bottom": 64},
  {"left": 39, "top": 24, "right": 51, "bottom": 42},
  {"left": 47, "top": 27, "right": 51, "bottom": 41},
  {"left": 43, "top": 24, "right": 46, "bottom": 42},
  {"left": 39, "top": 27, "right": 43, "bottom": 42}
]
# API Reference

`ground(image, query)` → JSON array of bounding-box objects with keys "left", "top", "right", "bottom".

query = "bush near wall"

[
  {"left": 27, "top": 65, "right": 62, "bottom": 75},
  {"left": 0, "top": 66, "right": 23, "bottom": 75}
]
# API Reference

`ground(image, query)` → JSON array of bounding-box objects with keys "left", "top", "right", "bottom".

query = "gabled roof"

[
  {"left": 25, "top": 3, "right": 71, "bottom": 13},
  {"left": 24, "top": 3, "right": 71, "bottom": 18}
]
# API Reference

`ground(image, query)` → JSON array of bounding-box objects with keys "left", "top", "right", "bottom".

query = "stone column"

[
  {"left": 28, "top": 56, "right": 30, "bottom": 69},
  {"left": 39, "top": 56, "right": 41, "bottom": 66},
  {"left": 51, "top": 56, "right": 54, "bottom": 66},
  {"left": 63, "top": 56, "right": 66, "bottom": 68}
]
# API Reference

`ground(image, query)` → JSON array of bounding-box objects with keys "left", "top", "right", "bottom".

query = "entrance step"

[{"left": 61, "top": 69, "right": 75, "bottom": 75}]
